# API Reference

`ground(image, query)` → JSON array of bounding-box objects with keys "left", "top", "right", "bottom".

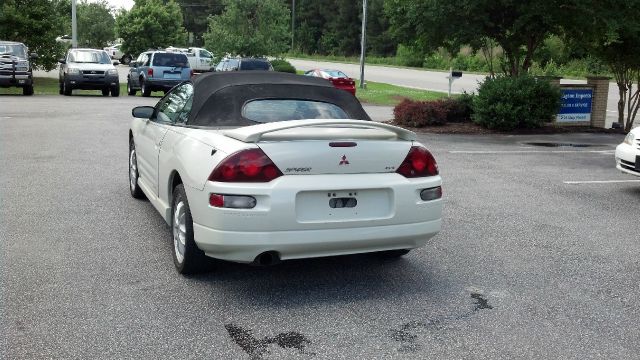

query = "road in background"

[
  {"left": 1, "top": 95, "right": 637, "bottom": 359},
  {"left": 289, "top": 58, "right": 622, "bottom": 128}
]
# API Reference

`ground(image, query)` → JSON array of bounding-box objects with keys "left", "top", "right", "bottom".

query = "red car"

[{"left": 304, "top": 69, "right": 356, "bottom": 95}]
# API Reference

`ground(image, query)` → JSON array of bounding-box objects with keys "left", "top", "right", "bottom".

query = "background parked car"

[
  {"left": 58, "top": 48, "right": 119, "bottom": 97},
  {"left": 0, "top": 40, "right": 37, "bottom": 96},
  {"left": 103, "top": 43, "right": 132, "bottom": 65},
  {"left": 304, "top": 69, "right": 356, "bottom": 95},
  {"left": 127, "top": 51, "right": 192, "bottom": 97},
  {"left": 213, "top": 57, "right": 273, "bottom": 72}
]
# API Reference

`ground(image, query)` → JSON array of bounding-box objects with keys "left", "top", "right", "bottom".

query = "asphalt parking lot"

[{"left": 1, "top": 94, "right": 638, "bottom": 359}]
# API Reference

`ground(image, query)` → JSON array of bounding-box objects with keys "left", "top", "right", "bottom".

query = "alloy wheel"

[{"left": 173, "top": 201, "right": 187, "bottom": 264}]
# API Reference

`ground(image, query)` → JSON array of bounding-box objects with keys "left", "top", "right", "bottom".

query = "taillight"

[
  {"left": 147, "top": 68, "right": 153, "bottom": 77},
  {"left": 396, "top": 146, "right": 438, "bottom": 178},
  {"left": 209, "top": 149, "right": 283, "bottom": 182},
  {"left": 209, "top": 194, "right": 256, "bottom": 208}
]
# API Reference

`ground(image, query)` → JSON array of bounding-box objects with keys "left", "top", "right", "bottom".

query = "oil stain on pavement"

[
  {"left": 390, "top": 292, "right": 494, "bottom": 353},
  {"left": 225, "top": 323, "right": 314, "bottom": 359}
]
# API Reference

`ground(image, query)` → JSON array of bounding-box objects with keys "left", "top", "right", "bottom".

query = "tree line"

[{"left": 1, "top": 0, "right": 639, "bottom": 129}]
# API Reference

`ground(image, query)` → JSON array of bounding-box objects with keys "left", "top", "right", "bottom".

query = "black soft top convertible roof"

[{"left": 188, "top": 71, "right": 371, "bottom": 126}]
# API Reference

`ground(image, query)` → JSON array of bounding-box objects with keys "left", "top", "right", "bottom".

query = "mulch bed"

[{"left": 385, "top": 121, "right": 626, "bottom": 135}]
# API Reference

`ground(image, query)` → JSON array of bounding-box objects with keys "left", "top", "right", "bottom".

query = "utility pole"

[
  {"left": 291, "top": 0, "right": 295, "bottom": 51},
  {"left": 359, "top": 0, "right": 367, "bottom": 89},
  {"left": 71, "top": 0, "right": 78, "bottom": 48}
]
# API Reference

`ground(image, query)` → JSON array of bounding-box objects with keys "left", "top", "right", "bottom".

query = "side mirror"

[
  {"left": 58, "top": 58, "right": 66, "bottom": 64},
  {"left": 129, "top": 62, "right": 137, "bottom": 68},
  {"left": 30, "top": 53, "right": 38, "bottom": 59},
  {"left": 132, "top": 106, "right": 155, "bottom": 119},
  {"left": 113, "top": 61, "right": 120, "bottom": 66}
]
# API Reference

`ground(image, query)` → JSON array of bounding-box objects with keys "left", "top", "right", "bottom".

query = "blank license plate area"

[
  {"left": 163, "top": 72, "right": 180, "bottom": 79},
  {"left": 296, "top": 189, "right": 393, "bottom": 223}
]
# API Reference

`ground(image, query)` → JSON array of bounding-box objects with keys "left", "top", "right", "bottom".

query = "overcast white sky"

[{"left": 98, "top": 0, "right": 134, "bottom": 11}]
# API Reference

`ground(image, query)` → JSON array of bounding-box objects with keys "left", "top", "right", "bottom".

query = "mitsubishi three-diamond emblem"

[{"left": 339, "top": 154, "right": 350, "bottom": 165}]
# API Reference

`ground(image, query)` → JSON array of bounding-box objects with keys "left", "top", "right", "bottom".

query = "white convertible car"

[
  {"left": 129, "top": 72, "right": 442, "bottom": 274},
  {"left": 615, "top": 127, "right": 640, "bottom": 177}
]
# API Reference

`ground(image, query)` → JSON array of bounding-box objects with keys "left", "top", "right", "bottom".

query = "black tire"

[
  {"left": 102, "top": 88, "right": 110, "bottom": 96},
  {"left": 127, "top": 79, "right": 136, "bottom": 96},
  {"left": 63, "top": 78, "right": 72, "bottom": 96},
  {"left": 141, "top": 78, "right": 151, "bottom": 97},
  {"left": 171, "top": 184, "right": 205, "bottom": 274},
  {"left": 128, "top": 138, "right": 145, "bottom": 199},
  {"left": 23, "top": 85, "right": 34, "bottom": 96},
  {"left": 111, "top": 84, "right": 120, "bottom": 97},
  {"left": 121, "top": 55, "right": 132, "bottom": 65},
  {"left": 376, "top": 249, "right": 411, "bottom": 259}
]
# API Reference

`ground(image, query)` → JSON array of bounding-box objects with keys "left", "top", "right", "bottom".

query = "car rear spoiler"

[{"left": 223, "top": 119, "right": 417, "bottom": 143}]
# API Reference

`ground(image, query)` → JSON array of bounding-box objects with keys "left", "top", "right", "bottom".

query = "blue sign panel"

[{"left": 557, "top": 89, "right": 593, "bottom": 122}]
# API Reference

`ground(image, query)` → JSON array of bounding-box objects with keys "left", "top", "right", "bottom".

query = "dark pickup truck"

[{"left": 0, "top": 41, "right": 37, "bottom": 96}]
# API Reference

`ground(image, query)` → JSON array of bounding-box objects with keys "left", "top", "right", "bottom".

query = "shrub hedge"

[
  {"left": 472, "top": 75, "right": 561, "bottom": 131},
  {"left": 393, "top": 96, "right": 474, "bottom": 127},
  {"left": 271, "top": 59, "right": 296, "bottom": 73}
]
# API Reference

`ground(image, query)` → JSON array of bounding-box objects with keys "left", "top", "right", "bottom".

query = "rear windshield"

[
  {"left": 239, "top": 59, "right": 271, "bottom": 71},
  {"left": 152, "top": 53, "right": 189, "bottom": 67},
  {"left": 69, "top": 50, "right": 110, "bottom": 64},
  {"left": 242, "top": 99, "right": 348, "bottom": 123},
  {"left": 321, "top": 70, "right": 348, "bottom": 78}
]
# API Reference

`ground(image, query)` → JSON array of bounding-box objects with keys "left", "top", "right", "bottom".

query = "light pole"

[
  {"left": 71, "top": 0, "right": 77, "bottom": 48},
  {"left": 359, "top": 0, "right": 367, "bottom": 89},
  {"left": 291, "top": 0, "right": 295, "bottom": 51}
]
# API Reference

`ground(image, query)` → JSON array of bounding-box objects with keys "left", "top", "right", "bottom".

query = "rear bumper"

[
  {"left": 334, "top": 85, "right": 356, "bottom": 95},
  {"left": 186, "top": 172, "right": 443, "bottom": 262},
  {"left": 193, "top": 219, "right": 440, "bottom": 262},
  {"left": 146, "top": 78, "right": 184, "bottom": 91}
]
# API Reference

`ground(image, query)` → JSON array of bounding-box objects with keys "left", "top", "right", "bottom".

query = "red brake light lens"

[
  {"left": 396, "top": 146, "right": 438, "bottom": 178},
  {"left": 209, "top": 149, "right": 283, "bottom": 182},
  {"left": 147, "top": 68, "right": 153, "bottom": 77}
]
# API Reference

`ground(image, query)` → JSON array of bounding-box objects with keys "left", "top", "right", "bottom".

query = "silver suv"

[
  {"left": 0, "top": 41, "right": 37, "bottom": 96},
  {"left": 58, "top": 48, "right": 120, "bottom": 96}
]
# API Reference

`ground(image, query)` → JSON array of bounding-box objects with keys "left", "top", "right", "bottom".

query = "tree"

[
  {"left": 0, "top": 0, "right": 68, "bottom": 70},
  {"left": 320, "top": 1, "right": 360, "bottom": 55},
  {"left": 203, "top": 0, "right": 289, "bottom": 57},
  {"left": 77, "top": 0, "right": 115, "bottom": 48},
  {"left": 115, "top": 0, "right": 187, "bottom": 57},
  {"left": 570, "top": 0, "right": 640, "bottom": 131},
  {"left": 175, "top": 0, "right": 224, "bottom": 46},
  {"left": 385, "top": 0, "right": 575, "bottom": 76}
]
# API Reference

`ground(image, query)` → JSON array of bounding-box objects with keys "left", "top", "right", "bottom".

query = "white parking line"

[
  {"left": 563, "top": 180, "right": 640, "bottom": 184},
  {"left": 450, "top": 150, "right": 615, "bottom": 154}
]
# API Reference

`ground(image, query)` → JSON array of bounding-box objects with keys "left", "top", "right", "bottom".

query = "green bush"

[
  {"left": 472, "top": 75, "right": 561, "bottom": 131},
  {"left": 451, "top": 53, "right": 489, "bottom": 72},
  {"left": 444, "top": 93, "right": 475, "bottom": 123},
  {"left": 396, "top": 44, "right": 424, "bottom": 67},
  {"left": 271, "top": 59, "right": 296, "bottom": 73}
]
